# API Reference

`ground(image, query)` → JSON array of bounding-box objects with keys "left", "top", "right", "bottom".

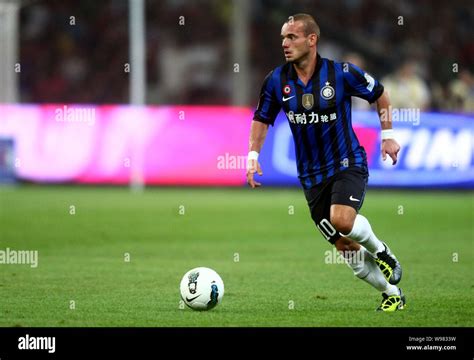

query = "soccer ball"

[{"left": 180, "top": 267, "right": 224, "bottom": 311}]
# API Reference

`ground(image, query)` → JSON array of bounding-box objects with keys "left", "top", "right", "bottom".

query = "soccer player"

[{"left": 246, "top": 14, "right": 405, "bottom": 312}]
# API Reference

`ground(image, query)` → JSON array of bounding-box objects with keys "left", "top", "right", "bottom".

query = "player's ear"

[{"left": 309, "top": 33, "right": 317, "bottom": 46}]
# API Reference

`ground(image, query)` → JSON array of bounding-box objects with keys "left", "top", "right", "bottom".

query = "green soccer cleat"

[
  {"left": 376, "top": 288, "right": 406, "bottom": 312},
  {"left": 375, "top": 242, "right": 402, "bottom": 285}
]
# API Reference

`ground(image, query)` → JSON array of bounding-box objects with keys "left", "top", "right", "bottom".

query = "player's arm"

[
  {"left": 247, "top": 120, "right": 269, "bottom": 188},
  {"left": 247, "top": 70, "right": 280, "bottom": 188},
  {"left": 376, "top": 90, "right": 400, "bottom": 165},
  {"left": 343, "top": 62, "right": 400, "bottom": 165}
]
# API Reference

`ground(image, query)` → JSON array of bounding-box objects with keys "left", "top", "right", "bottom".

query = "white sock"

[
  {"left": 343, "top": 214, "right": 385, "bottom": 256},
  {"left": 345, "top": 247, "right": 399, "bottom": 296}
]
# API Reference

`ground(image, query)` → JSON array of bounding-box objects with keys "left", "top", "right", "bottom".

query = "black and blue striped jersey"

[{"left": 254, "top": 53, "right": 384, "bottom": 189}]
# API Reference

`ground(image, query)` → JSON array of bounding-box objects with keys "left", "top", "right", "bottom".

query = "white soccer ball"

[{"left": 180, "top": 267, "right": 224, "bottom": 311}]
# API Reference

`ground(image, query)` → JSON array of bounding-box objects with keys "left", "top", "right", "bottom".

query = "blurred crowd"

[{"left": 18, "top": 0, "right": 473, "bottom": 112}]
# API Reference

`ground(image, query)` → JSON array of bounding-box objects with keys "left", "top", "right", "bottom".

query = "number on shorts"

[{"left": 316, "top": 218, "right": 337, "bottom": 241}]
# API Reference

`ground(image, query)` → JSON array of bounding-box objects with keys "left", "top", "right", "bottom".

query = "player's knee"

[
  {"left": 335, "top": 237, "right": 358, "bottom": 252},
  {"left": 330, "top": 214, "right": 354, "bottom": 235},
  {"left": 335, "top": 238, "right": 350, "bottom": 252}
]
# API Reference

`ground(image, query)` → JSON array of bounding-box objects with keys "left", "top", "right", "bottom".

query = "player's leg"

[
  {"left": 304, "top": 177, "right": 404, "bottom": 311},
  {"left": 304, "top": 179, "right": 340, "bottom": 244},
  {"left": 329, "top": 167, "right": 402, "bottom": 285},
  {"left": 304, "top": 173, "right": 405, "bottom": 311},
  {"left": 331, "top": 205, "right": 403, "bottom": 285},
  {"left": 334, "top": 235, "right": 397, "bottom": 294},
  {"left": 334, "top": 236, "right": 405, "bottom": 311}
]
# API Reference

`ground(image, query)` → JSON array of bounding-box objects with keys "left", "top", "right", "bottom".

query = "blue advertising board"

[{"left": 258, "top": 111, "right": 474, "bottom": 188}]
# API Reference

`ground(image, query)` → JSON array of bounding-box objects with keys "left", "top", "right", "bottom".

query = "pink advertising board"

[{"left": 0, "top": 105, "right": 251, "bottom": 185}]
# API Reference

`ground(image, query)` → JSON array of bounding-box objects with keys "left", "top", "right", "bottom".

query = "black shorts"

[{"left": 303, "top": 166, "right": 368, "bottom": 244}]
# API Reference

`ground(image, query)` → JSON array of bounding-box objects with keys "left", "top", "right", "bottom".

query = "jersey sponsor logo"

[
  {"left": 320, "top": 81, "right": 335, "bottom": 100},
  {"left": 282, "top": 95, "right": 295, "bottom": 102},
  {"left": 283, "top": 85, "right": 291, "bottom": 95},
  {"left": 302, "top": 93, "right": 314, "bottom": 110},
  {"left": 286, "top": 111, "right": 337, "bottom": 125}
]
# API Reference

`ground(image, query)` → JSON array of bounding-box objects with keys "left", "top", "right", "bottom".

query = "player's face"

[{"left": 281, "top": 21, "right": 312, "bottom": 63}]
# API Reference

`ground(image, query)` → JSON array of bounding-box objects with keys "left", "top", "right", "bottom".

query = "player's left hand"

[
  {"left": 381, "top": 139, "right": 400, "bottom": 165},
  {"left": 246, "top": 160, "right": 263, "bottom": 188}
]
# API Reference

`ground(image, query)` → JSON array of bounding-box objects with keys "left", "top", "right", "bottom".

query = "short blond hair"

[{"left": 286, "top": 13, "right": 320, "bottom": 38}]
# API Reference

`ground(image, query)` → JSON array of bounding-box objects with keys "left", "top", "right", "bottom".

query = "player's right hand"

[{"left": 246, "top": 160, "right": 263, "bottom": 188}]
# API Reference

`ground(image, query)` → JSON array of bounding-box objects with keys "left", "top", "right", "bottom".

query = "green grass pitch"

[{"left": 0, "top": 185, "right": 472, "bottom": 327}]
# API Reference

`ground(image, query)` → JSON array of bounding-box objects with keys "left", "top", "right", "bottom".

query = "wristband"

[
  {"left": 247, "top": 151, "right": 259, "bottom": 161},
  {"left": 247, "top": 151, "right": 259, "bottom": 170},
  {"left": 381, "top": 129, "right": 395, "bottom": 140}
]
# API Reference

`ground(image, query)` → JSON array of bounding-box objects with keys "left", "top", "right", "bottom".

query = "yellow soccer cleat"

[
  {"left": 375, "top": 242, "right": 402, "bottom": 285},
  {"left": 376, "top": 288, "right": 406, "bottom": 312}
]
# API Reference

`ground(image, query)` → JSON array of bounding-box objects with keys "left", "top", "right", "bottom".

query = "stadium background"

[{"left": 0, "top": 0, "right": 472, "bottom": 331}]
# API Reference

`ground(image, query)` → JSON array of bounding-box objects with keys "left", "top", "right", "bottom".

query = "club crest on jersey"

[
  {"left": 320, "top": 81, "right": 335, "bottom": 100},
  {"left": 283, "top": 85, "right": 291, "bottom": 95},
  {"left": 302, "top": 94, "right": 314, "bottom": 110}
]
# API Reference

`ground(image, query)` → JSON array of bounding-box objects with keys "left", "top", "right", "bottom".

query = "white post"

[
  {"left": 129, "top": 0, "right": 146, "bottom": 105},
  {"left": 0, "top": 0, "right": 20, "bottom": 103},
  {"left": 128, "top": 0, "right": 146, "bottom": 192}
]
